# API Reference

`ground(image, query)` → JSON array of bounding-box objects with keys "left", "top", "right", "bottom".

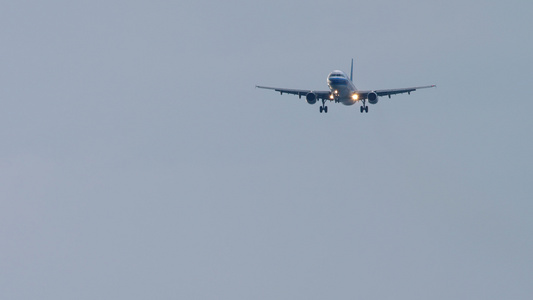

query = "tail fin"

[{"left": 350, "top": 59, "right": 354, "bottom": 82}]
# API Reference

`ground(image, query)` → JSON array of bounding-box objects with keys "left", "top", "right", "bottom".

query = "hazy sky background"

[{"left": 1, "top": 0, "right": 532, "bottom": 299}]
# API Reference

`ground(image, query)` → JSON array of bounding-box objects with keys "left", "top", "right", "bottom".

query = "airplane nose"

[{"left": 329, "top": 77, "right": 347, "bottom": 85}]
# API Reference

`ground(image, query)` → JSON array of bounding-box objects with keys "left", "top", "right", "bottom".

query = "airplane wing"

[
  {"left": 356, "top": 85, "right": 436, "bottom": 99},
  {"left": 256, "top": 86, "right": 331, "bottom": 100}
]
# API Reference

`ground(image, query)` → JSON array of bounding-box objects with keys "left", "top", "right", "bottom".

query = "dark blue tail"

[{"left": 350, "top": 59, "right": 354, "bottom": 82}]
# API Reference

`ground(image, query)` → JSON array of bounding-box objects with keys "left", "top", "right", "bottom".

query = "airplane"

[{"left": 256, "top": 59, "right": 436, "bottom": 113}]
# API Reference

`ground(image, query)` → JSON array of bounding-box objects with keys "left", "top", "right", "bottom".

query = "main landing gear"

[
  {"left": 360, "top": 100, "right": 369, "bottom": 113},
  {"left": 320, "top": 99, "right": 328, "bottom": 113}
]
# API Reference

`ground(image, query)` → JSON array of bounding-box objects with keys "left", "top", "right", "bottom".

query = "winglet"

[{"left": 350, "top": 59, "right": 354, "bottom": 82}]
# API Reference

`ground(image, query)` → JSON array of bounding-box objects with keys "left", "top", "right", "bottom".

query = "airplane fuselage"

[{"left": 327, "top": 70, "right": 357, "bottom": 106}]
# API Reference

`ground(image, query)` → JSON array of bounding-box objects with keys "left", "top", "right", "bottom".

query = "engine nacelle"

[
  {"left": 306, "top": 92, "right": 317, "bottom": 105},
  {"left": 368, "top": 91, "right": 378, "bottom": 104}
]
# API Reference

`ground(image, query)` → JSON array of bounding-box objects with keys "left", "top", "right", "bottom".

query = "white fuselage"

[{"left": 327, "top": 70, "right": 358, "bottom": 106}]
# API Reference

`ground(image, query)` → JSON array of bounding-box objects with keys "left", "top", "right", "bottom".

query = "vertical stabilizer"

[{"left": 350, "top": 59, "right": 354, "bottom": 82}]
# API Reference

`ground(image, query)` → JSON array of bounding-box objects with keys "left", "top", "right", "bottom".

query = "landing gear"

[
  {"left": 320, "top": 99, "right": 328, "bottom": 113},
  {"left": 332, "top": 90, "right": 340, "bottom": 103},
  {"left": 360, "top": 100, "right": 369, "bottom": 113}
]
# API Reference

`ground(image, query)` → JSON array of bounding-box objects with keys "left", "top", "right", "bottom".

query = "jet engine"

[
  {"left": 368, "top": 91, "right": 378, "bottom": 104},
  {"left": 306, "top": 92, "right": 317, "bottom": 105}
]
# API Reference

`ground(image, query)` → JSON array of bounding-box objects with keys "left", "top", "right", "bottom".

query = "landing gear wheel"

[
  {"left": 324, "top": 106, "right": 328, "bottom": 113},
  {"left": 320, "top": 106, "right": 323, "bottom": 113},
  {"left": 365, "top": 106, "right": 369, "bottom": 113},
  {"left": 360, "top": 106, "right": 364, "bottom": 113}
]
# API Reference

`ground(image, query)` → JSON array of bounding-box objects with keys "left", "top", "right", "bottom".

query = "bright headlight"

[{"left": 352, "top": 94, "right": 359, "bottom": 100}]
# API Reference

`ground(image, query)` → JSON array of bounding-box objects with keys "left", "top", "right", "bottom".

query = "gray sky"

[{"left": 1, "top": 0, "right": 532, "bottom": 299}]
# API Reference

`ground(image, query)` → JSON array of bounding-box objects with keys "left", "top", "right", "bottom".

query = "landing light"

[
  {"left": 329, "top": 94, "right": 334, "bottom": 99},
  {"left": 334, "top": 90, "right": 338, "bottom": 94},
  {"left": 352, "top": 94, "right": 359, "bottom": 100}
]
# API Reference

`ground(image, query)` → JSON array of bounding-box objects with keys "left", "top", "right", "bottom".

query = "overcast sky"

[{"left": 1, "top": 0, "right": 532, "bottom": 299}]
